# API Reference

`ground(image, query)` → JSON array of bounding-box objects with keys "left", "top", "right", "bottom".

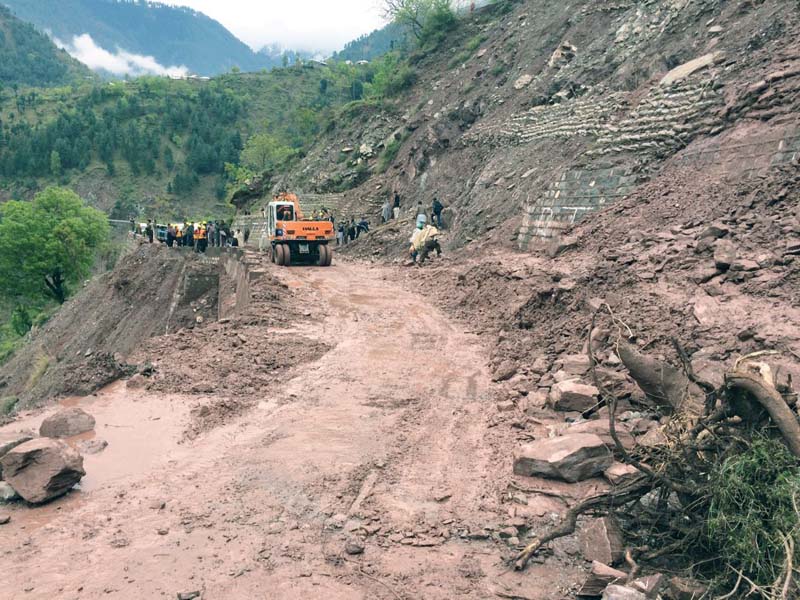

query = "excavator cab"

[{"left": 268, "top": 202, "right": 296, "bottom": 235}]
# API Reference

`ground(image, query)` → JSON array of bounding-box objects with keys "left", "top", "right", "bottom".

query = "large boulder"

[
  {"left": 0, "top": 438, "right": 85, "bottom": 504},
  {"left": 39, "top": 407, "right": 95, "bottom": 438},
  {"left": 513, "top": 434, "right": 613, "bottom": 483},
  {"left": 548, "top": 380, "right": 600, "bottom": 412},
  {"left": 0, "top": 431, "right": 34, "bottom": 479}
]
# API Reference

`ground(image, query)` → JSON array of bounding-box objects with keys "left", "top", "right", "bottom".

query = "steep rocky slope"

[{"left": 279, "top": 0, "right": 799, "bottom": 248}]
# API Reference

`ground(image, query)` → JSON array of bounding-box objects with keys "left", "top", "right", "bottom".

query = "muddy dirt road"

[{"left": 0, "top": 261, "right": 578, "bottom": 600}]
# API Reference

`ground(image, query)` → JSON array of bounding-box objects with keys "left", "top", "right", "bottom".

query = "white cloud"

[
  {"left": 55, "top": 33, "right": 189, "bottom": 77},
  {"left": 161, "top": 0, "right": 389, "bottom": 53}
]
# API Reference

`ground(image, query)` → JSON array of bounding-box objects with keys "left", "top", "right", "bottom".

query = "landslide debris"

[{"left": 0, "top": 243, "right": 195, "bottom": 408}]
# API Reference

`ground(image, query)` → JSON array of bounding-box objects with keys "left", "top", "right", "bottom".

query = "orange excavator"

[{"left": 265, "top": 192, "right": 335, "bottom": 266}]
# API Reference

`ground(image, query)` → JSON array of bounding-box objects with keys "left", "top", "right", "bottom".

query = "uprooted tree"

[{"left": 514, "top": 305, "right": 800, "bottom": 599}]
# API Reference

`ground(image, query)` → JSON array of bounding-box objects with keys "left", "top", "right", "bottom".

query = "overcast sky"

[{"left": 162, "top": 0, "right": 389, "bottom": 52}]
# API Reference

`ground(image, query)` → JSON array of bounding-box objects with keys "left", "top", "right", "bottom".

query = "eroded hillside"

[{"left": 279, "top": 0, "right": 798, "bottom": 248}]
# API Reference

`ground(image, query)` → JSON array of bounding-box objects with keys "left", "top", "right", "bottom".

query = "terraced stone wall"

[
  {"left": 673, "top": 125, "right": 800, "bottom": 179},
  {"left": 518, "top": 166, "right": 646, "bottom": 243}
]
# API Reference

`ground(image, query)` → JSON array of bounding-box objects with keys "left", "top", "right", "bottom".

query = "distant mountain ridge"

[
  {"left": 2, "top": 0, "right": 280, "bottom": 76},
  {"left": 0, "top": 5, "right": 92, "bottom": 86}
]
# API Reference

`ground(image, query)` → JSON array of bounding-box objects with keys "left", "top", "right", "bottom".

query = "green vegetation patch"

[{"left": 705, "top": 435, "right": 800, "bottom": 591}]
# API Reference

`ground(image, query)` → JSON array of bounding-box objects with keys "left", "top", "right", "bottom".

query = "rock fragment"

[
  {"left": 0, "top": 438, "right": 85, "bottom": 504},
  {"left": 0, "top": 431, "right": 34, "bottom": 478},
  {"left": 578, "top": 561, "right": 627, "bottom": 597},
  {"left": 712, "top": 239, "right": 737, "bottom": 270},
  {"left": 492, "top": 361, "right": 518, "bottom": 382},
  {"left": 513, "top": 434, "right": 612, "bottom": 482},
  {"left": 548, "top": 380, "right": 600, "bottom": 412},
  {"left": 77, "top": 439, "right": 108, "bottom": 455},
  {"left": 602, "top": 584, "right": 646, "bottom": 600},
  {"left": 567, "top": 419, "right": 635, "bottom": 450},
  {"left": 603, "top": 462, "right": 640, "bottom": 485},
  {"left": 39, "top": 407, "right": 96, "bottom": 438},
  {"left": 580, "top": 517, "right": 625, "bottom": 565},
  {"left": 513, "top": 74, "right": 532, "bottom": 89},
  {"left": 345, "top": 537, "right": 365, "bottom": 555},
  {"left": 697, "top": 224, "right": 728, "bottom": 240},
  {"left": 0, "top": 481, "right": 19, "bottom": 502}
]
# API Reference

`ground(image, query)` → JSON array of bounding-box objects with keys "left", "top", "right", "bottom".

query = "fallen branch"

[
  {"left": 618, "top": 342, "right": 704, "bottom": 416},
  {"left": 508, "top": 480, "right": 571, "bottom": 500},
  {"left": 726, "top": 371, "right": 800, "bottom": 458},
  {"left": 513, "top": 478, "right": 650, "bottom": 570},
  {"left": 624, "top": 548, "right": 641, "bottom": 583}
]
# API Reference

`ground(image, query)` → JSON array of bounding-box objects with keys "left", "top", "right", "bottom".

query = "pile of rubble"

[{"left": 0, "top": 407, "right": 97, "bottom": 518}]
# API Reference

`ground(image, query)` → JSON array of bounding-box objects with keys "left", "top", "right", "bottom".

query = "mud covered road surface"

[{"left": 0, "top": 260, "right": 578, "bottom": 600}]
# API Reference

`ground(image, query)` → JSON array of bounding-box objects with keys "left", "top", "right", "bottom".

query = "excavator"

[{"left": 265, "top": 192, "right": 335, "bottom": 266}]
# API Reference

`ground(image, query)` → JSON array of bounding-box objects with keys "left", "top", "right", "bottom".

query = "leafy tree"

[
  {"left": 163, "top": 145, "right": 175, "bottom": 171},
  {"left": 240, "top": 133, "right": 293, "bottom": 173},
  {"left": 382, "top": 0, "right": 454, "bottom": 41},
  {"left": 49, "top": 150, "right": 62, "bottom": 176},
  {"left": 0, "top": 187, "right": 109, "bottom": 304},
  {"left": 419, "top": 0, "right": 457, "bottom": 47}
]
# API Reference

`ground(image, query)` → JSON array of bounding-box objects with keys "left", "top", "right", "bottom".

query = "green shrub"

[
  {"left": 0, "top": 396, "right": 18, "bottom": 415},
  {"left": 378, "top": 137, "right": 403, "bottom": 173},
  {"left": 10, "top": 305, "right": 32, "bottom": 336},
  {"left": 0, "top": 336, "right": 20, "bottom": 365},
  {"left": 466, "top": 34, "right": 487, "bottom": 52},
  {"left": 392, "top": 65, "right": 418, "bottom": 95},
  {"left": 491, "top": 63, "right": 507, "bottom": 77},
  {"left": 705, "top": 436, "right": 800, "bottom": 591},
  {"left": 26, "top": 353, "right": 50, "bottom": 390},
  {"left": 449, "top": 51, "right": 472, "bottom": 69}
]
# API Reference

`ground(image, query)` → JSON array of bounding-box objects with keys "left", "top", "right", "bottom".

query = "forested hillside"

[
  {"left": 2, "top": 0, "right": 277, "bottom": 76},
  {"left": 0, "top": 5, "right": 92, "bottom": 87},
  {"left": 0, "top": 61, "right": 387, "bottom": 218}
]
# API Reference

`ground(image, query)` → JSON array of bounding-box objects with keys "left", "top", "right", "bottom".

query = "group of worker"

[
  {"left": 381, "top": 193, "right": 445, "bottom": 229},
  {"left": 336, "top": 216, "right": 370, "bottom": 246},
  {"left": 135, "top": 219, "right": 245, "bottom": 252},
  {"left": 378, "top": 191, "right": 446, "bottom": 265}
]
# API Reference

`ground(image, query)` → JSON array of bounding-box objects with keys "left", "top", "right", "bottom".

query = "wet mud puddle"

[{"left": 3, "top": 380, "right": 189, "bottom": 498}]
